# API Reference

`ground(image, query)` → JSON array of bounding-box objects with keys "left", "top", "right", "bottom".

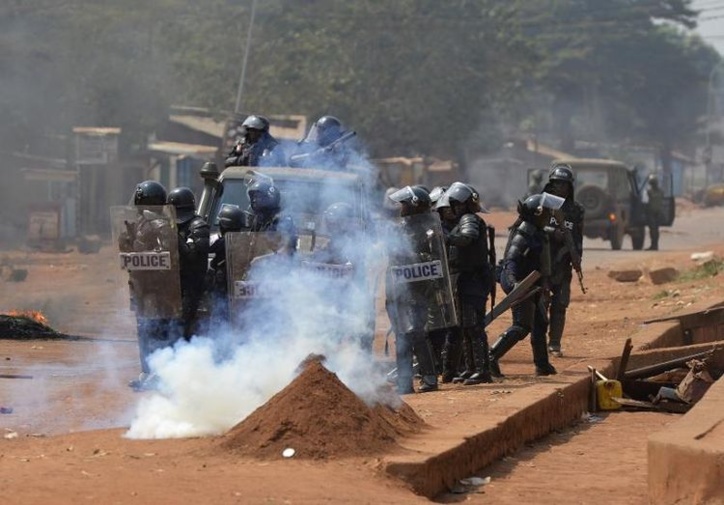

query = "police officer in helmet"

[
  {"left": 490, "top": 193, "right": 562, "bottom": 377},
  {"left": 121, "top": 180, "right": 176, "bottom": 391},
  {"left": 437, "top": 182, "right": 495, "bottom": 385},
  {"left": 542, "top": 164, "right": 584, "bottom": 357},
  {"left": 167, "top": 187, "right": 210, "bottom": 340},
  {"left": 387, "top": 185, "right": 439, "bottom": 394},
  {"left": 244, "top": 178, "right": 297, "bottom": 255},
  {"left": 288, "top": 115, "right": 354, "bottom": 170},
  {"left": 224, "top": 114, "right": 284, "bottom": 168},
  {"left": 207, "top": 205, "right": 245, "bottom": 323}
]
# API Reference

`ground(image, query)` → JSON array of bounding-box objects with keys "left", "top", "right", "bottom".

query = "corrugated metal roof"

[
  {"left": 169, "top": 113, "right": 308, "bottom": 141},
  {"left": 169, "top": 115, "right": 226, "bottom": 138},
  {"left": 72, "top": 127, "right": 121, "bottom": 135},
  {"left": 147, "top": 141, "right": 218, "bottom": 157}
]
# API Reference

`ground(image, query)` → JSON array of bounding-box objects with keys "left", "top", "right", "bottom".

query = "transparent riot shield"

[
  {"left": 110, "top": 205, "right": 181, "bottom": 319},
  {"left": 387, "top": 212, "right": 457, "bottom": 332},
  {"left": 225, "top": 231, "right": 282, "bottom": 325}
]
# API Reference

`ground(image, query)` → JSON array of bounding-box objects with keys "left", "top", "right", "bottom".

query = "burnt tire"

[{"left": 576, "top": 185, "right": 608, "bottom": 219}]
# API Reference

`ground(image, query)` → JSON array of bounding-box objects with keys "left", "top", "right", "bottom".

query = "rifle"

[
  {"left": 323, "top": 130, "right": 356, "bottom": 152},
  {"left": 483, "top": 270, "right": 541, "bottom": 327},
  {"left": 487, "top": 225, "right": 496, "bottom": 309},
  {"left": 562, "top": 226, "right": 586, "bottom": 294}
]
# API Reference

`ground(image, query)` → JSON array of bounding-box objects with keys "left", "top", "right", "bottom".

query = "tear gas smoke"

[{"left": 126, "top": 145, "right": 406, "bottom": 439}]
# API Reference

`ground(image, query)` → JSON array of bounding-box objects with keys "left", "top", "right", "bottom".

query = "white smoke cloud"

[{"left": 126, "top": 154, "right": 406, "bottom": 440}]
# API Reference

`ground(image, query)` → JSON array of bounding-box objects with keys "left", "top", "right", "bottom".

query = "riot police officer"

[
  {"left": 224, "top": 115, "right": 284, "bottom": 168},
  {"left": 120, "top": 180, "right": 176, "bottom": 391},
  {"left": 437, "top": 182, "right": 495, "bottom": 385},
  {"left": 167, "top": 187, "right": 210, "bottom": 340},
  {"left": 243, "top": 178, "right": 297, "bottom": 251},
  {"left": 543, "top": 165, "right": 584, "bottom": 357},
  {"left": 207, "top": 204, "right": 245, "bottom": 323},
  {"left": 387, "top": 186, "right": 439, "bottom": 394},
  {"left": 489, "top": 193, "right": 564, "bottom": 377},
  {"left": 288, "top": 115, "right": 355, "bottom": 170}
]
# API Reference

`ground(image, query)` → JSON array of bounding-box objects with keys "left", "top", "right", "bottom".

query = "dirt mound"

[{"left": 218, "top": 355, "right": 426, "bottom": 460}]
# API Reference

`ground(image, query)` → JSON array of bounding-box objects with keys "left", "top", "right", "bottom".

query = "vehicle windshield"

[{"left": 574, "top": 168, "right": 609, "bottom": 190}]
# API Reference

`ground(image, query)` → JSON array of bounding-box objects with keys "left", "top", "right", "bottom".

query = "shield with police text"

[
  {"left": 110, "top": 205, "right": 181, "bottom": 319},
  {"left": 225, "top": 231, "right": 284, "bottom": 325},
  {"left": 388, "top": 212, "right": 457, "bottom": 332}
]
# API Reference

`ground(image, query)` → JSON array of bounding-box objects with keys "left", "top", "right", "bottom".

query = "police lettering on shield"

[
  {"left": 119, "top": 251, "right": 172, "bottom": 271},
  {"left": 391, "top": 259, "right": 444, "bottom": 284}
]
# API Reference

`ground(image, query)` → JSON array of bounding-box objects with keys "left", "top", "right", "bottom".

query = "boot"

[
  {"left": 548, "top": 306, "right": 566, "bottom": 357},
  {"left": 441, "top": 332, "right": 463, "bottom": 383},
  {"left": 489, "top": 330, "right": 521, "bottom": 378},
  {"left": 532, "top": 329, "right": 557, "bottom": 376},
  {"left": 463, "top": 330, "right": 493, "bottom": 385},
  {"left": 411, "top": 332, "right": 438, "bottom": 393},
  {"left": 395, "top": 333, "right": 414, "bottom": 394}
]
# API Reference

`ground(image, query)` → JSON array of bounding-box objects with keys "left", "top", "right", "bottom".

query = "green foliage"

[
  {"left": 0, "top": 0, "right": 720, "bottom": 163},
  {"left": 677, "top": 259, "right": 724, "bottom": 282}
]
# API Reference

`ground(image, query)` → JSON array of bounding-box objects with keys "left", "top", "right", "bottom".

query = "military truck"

[{"left": 530, "top": 158, "right": 675, "bottom": 250}]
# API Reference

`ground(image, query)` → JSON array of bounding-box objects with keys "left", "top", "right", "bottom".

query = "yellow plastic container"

[{"left": 596, "top": 379, "right": 623, "bottom": 411}]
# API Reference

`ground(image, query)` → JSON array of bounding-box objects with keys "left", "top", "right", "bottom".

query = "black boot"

[
  {"left": 463, "top": 329, "right": 493, "bottom": 385},
  {"left": 441, "top": 331, "right": 463, "bottom": 383},
  {"left": 548, "top": 306, "right": 566, "bottom": 357},
  {"left": 411, "top": 331, "right": 438, "bottom": 393},
  {"left": 489, "top": 330, "right": 521, "bottom": 378},
  {"left": 532, "top": 329, "right": 557, "bottom": 376}
]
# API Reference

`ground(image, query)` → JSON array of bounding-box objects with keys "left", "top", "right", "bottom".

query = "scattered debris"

[
  {"left": 282, "top": 448, "right": 295, "bottom": 458},
  {"left": 607, "top": 269, "right": 643, "bottom": 283},
  {"left": 0, "top": 406, "right": 13, "bottom": 414},
  {"left": 648, "top": 267, "right": 679, "bottom": 285},
  {"left": 690, "top": 251, "right": 715, "bottom": 263}
]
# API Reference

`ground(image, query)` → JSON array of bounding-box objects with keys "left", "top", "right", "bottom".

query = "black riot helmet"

[
  {"left": 306, "top": 115, "right": 344, "bottom": 147},
  {"left": 323, "top": 201, "right": 355, "bottom": 235},
  {"left": 217, "top": 205, "right": 245, "bottom": 235},
  {"left": 517, "top": 192, "right": 565, "bottom": 227},
  {"left": 247, "top": 178, "right": 281, "bottom": 213},
  {"left": 437, "top": 181, "right": 487, "bottom": 215},
  {"left": 134, "top": 180, "right": 167, "bottom": 206},
  {"left": 389, "top": 185, "right": 431, "bottom": 216},
  {"left": 242, "top": 115, "right": 271, "bottom": 144},
  {"left": 167, "top": 187, "right": 197, "bottom": 224},
  {"left": 429, "top": 186, "right": 448, "bottom": 206},
  {"left": 242, "top": 115, "right": 270, "bottom": 133},
  {"left": 549, "top": 164, "right": 575, "bottom": 184}
]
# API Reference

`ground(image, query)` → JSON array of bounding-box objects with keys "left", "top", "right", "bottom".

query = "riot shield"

[
  {"left": 387, "top": 212, "right": 457, "bottom": 332},
  {"left": 225, "top": 231, "right": 282, "bottom": 324},
  {"left": 110, "top": 205, "right": 181, "bottom": 319}
]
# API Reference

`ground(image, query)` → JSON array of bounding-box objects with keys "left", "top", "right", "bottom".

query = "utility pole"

[{"left": 234, "top": 0, "right": 258, "bottom": 114}]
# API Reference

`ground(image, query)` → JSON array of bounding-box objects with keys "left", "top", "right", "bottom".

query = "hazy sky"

[{"left": 694, "top": 0, "right": 724, "bottom": 54}]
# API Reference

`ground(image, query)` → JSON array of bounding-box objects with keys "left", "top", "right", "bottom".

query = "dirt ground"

[{"left": 1, "top": 202, "right": 723, "bottom": 504}]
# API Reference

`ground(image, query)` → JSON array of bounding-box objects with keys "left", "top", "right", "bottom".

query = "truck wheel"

[
  {"left": 610, "top": 224, "right": 624, "bottom": 250},
  {"left": 630, "top": 228, "right": 645, "bottom": 250},
  {"left": 577, "top": 185, "right": 608, "bottom": 219}
]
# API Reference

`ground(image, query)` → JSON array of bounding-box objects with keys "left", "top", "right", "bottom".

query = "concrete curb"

[{"left": 384, "top": 300, "right": 724, "bottom": 499}]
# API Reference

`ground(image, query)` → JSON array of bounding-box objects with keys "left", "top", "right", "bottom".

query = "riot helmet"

[
  {"left": 134, "top": 180, "right": 167, "bottom": 206},
  {"left": 305, "top": 115, "right": 344, "bottom": 147},
  {"left": 323, "top": 202, "right": 355, "bottom": 236},
  {"left": 247, "top": 178, "right": 281, "bottom": 213},
  {"left": 167, "top": 187, "right": 197, "bottom": 224},
  {"left": 217, "top": 204, "right": 245, "bottom": 235},
  {"left": 389, "top": 185, "right": 431, "bottom": 216},
  {"left": 546, "top": 164, "right": 575, "bottom": 199},
  {"left": 242, "top": 115, "right": 271, "bottom": 144},
  {"left": 517, "top": 192, "right": 565, "bottom": 227},
  {"left": 429, "top": 186, "right": 448, "bottom": 206},
  {"left": 436, "top": 181, "right": 488, "bottom": 216}
]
